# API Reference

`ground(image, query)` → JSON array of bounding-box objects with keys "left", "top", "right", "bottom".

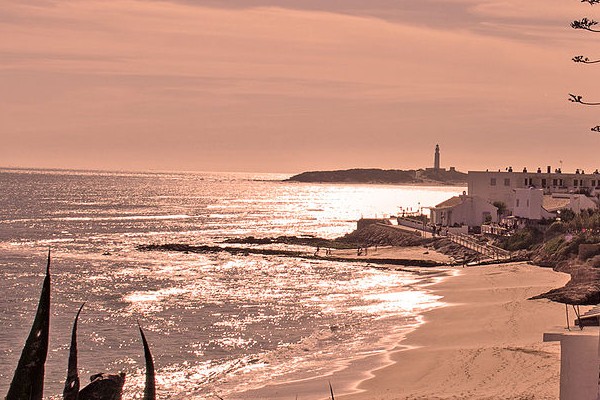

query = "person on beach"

[{"left": 314, "top": 246, "right": 320, "bottom": 256}]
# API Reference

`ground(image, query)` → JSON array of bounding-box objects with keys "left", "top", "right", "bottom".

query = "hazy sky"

[{"left": 2, "top": 0, "right": 600, "bottom": 173}]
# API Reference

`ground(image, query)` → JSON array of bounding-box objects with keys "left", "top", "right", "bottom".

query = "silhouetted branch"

[
  {"left": 571, "top": 17, "right": 600, "bottom": 31},
  {"left": 582, "top": 0, "right": 600, "bottom": 5},
  {"left": 573, "top": 55, "right": 600, "bottom": 63},
  {"left": 569, "top": 93, "right": 600, "bottom": 105},
  {"left": 591, "top": 126, "right": 600, "bottom": 132}
]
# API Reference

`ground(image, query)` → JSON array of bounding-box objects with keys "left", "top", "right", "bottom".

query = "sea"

[{"left": 0, "top": 168, "right": 464, "bottom": 399}]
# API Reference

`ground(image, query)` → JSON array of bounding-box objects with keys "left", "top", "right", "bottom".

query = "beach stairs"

[{"left": 447, "top": 232, "right": 512, "bottom": 262}]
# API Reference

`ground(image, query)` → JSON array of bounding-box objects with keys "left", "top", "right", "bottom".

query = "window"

[
  {"left": 524, "top": 178, "right": 528, "bottom": 185},
  {"left": 490, "top": 178, "right": 496, "bottom": 186},
  {"left": 574, "top": 180, "right": 578, "bottom": 187},
  {"left": 516, "top": 199, "right": 520, "bottom": 207},
  {"left": 504, "top": 178, "right": 510, "bottom": 186},
  {"left": 541, "top": 178, "right": 547, "bottom": 187}
]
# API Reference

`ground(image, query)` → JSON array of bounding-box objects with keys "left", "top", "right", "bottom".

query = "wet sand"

[{"left": 328, "top": 246, "right": 452, "bottom": 264}]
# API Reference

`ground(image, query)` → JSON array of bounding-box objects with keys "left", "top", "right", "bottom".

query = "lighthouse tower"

[{"left": 434, "top": 144, "right": 440, "bottom": 171}]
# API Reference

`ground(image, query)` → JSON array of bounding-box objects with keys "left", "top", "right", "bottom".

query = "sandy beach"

[
  {"left": 341, "top": 262, "right": 572, "bottom": 400},
  {"left": 330, "top": 246, "right": 453, "bottom": 264},
  {"left": 239, "top": 250, "right": 573, "bottom": 400}
]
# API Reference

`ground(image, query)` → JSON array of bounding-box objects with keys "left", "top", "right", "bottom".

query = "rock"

[{"left": 78, "top": 373, "right": 126, "bottom": 400}]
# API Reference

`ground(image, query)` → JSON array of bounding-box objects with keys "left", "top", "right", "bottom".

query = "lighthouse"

[{"left": 434, "top": 144, "right": 440, "bottom": 171}]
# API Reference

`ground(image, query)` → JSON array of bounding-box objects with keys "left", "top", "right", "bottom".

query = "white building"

[
  {"left": 544, "top": 193, "right": 598, "bottom": 215},
  {"left": 543, "top": 330, "right": 600, "bottom": 400},
  {"left": 430, "top": 193, "right": 498, "bottom": 227},
  {"left": 468, "top": 168, "right": 600, "bottom": 215},
  {"left": 429, "top": 167, "right": 600, "bottom": 229},
  {"left": 513, "top": 188, "right": 555, "bottom": 220}
]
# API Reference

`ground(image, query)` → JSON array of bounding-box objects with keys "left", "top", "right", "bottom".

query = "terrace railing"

[{"left": 447, "top": 232, "right": 512, "bottom": 261}]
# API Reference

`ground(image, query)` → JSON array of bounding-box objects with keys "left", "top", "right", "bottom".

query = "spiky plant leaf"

[
  {"left": 6, "top": 250, "right": 51, "bottom": 400},
  {"left": 139, "top": 324, "right": 156, "bottom": 400},
  {"left": 63, "top": 303, "right": 85, "bottom": 400}
]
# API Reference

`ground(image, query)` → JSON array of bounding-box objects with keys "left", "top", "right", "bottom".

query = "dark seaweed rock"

[
  {"left": 221, "top": 235, "right": 354, "bottom": 249},
  {"left": 137, "top": 242, "right": 446, "bottom": 267},
  {"left": 431, "top": 238, "right": 482, "bottom": 263},
  {"left": 335, "top": 223, "right": 430, "bottom": 247}
]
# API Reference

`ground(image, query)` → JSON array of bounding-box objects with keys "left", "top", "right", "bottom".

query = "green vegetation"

[
  {"left": 496, "top": 226, "right": 543, "bottom": 251},
  {"left": 494, "top": 208, "right": 600, "bottom": 260},
  {"left": 560, "top": 208, "right": 600, "bottom": 230},
  {"left": 525, "top": 208, "right": 600, "bottom": 267}
]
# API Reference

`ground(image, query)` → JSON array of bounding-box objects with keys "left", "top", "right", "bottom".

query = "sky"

[{"left": 1, "top": 0, "right": 600, "bottom": 173}]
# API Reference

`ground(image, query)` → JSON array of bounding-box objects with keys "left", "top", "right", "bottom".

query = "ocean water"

[{"left": 0, "top": 168, "right": 464, "bottom": 399}]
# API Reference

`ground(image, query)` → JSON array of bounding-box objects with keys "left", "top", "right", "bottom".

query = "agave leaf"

[
  {"left": 63, "top": 303, "right": 85, "bottom": 400},
  {"left": 328, "top": 381, "right": 335, "bottom": 400},
  {"left": 6, "top": 249, "right": 52, "bottom": 400},
  {"left": 138, "top": 323, "right": 156, "bottom": 400}
]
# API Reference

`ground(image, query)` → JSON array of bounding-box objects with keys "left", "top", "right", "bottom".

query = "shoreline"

[
  {"left": 238, "top": 261, "right": 571, "bottom": 400},
  {"left": 284, "top": 180, "right": 467, "bottom": 187},
  {"left": 341, "top": 262, "right": 571, "bottom": 400},
  {"left": 230, "top": 256, "right": 456, "bottom": 400}
]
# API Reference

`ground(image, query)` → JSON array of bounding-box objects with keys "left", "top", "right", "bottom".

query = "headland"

[{"left": 286, "top": 168, "right": 467, "bottom": 185}]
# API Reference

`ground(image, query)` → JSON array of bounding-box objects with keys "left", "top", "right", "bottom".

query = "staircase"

[{"left": 447, "top": 232, "right": 512, "bottom": 261}]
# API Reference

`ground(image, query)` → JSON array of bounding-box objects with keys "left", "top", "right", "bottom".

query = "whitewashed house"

[
  {"left": 430, "top": 193, "right": 498, "bottom": 227},
  {"left": 468, "top": 168, "right": 600, "bottom": 215},
  {"left": 513, "top": 188, "right": 554, "bottom": 220},
  {"left": 513, "top": 188, "right": 598, "bottom": 220}
]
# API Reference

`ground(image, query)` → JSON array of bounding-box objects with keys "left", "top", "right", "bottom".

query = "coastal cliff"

[{"left": 286, "top": 168, "right": 467, "bottom": 185}]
